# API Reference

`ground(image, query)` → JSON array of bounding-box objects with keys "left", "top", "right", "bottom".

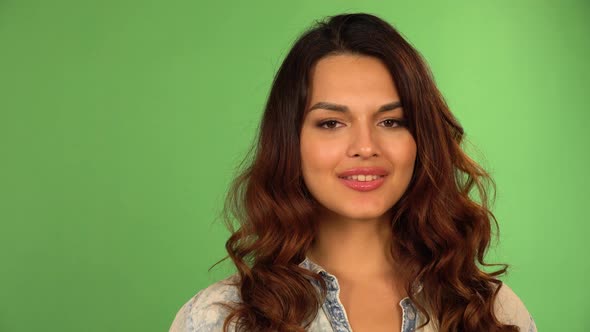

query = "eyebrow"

[{"left": 307, "top": 101, "right": 403, "bottom": 114}]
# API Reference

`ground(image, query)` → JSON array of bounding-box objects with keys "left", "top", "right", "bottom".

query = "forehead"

[{"left": 307, "top": 54, "right": 399, "bottom": 104}]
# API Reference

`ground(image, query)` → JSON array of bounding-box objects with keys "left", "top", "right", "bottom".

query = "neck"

[{"left": 306, "top": 208, "right": 399, "bottom": 280}]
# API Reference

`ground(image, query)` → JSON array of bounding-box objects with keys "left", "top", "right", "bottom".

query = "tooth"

[{"left": 342, "top": 174, "right": 384, "bottom": 181}]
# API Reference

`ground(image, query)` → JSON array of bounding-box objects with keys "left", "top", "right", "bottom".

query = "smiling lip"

[
  {"left": 338, "top": 176, "right": 385, "bottom": 192},
  {"left": 337, "top": 167, "right": 389, "bottom": 177},
  {"left": 337, "top": 167, "right": 388, "bottom": 192}
]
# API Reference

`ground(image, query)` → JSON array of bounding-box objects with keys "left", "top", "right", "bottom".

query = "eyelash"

[{"left": 316, "top": 119, "right": 408, "bottom": 130}]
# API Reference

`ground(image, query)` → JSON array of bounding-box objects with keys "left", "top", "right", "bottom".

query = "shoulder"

[
  {"left": 416, "top": 282, "right": 537, "bottom": 332},
  {"left": 168, "top": 274, "right": 241, "bottom": 332},
  {"left": 494, "top": 282, "right": 537, "bottom": 332}
]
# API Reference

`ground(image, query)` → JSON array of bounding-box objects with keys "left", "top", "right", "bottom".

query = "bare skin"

[
  {"left": 301, "top": 54, "right": 417, "bottom": 331},
  {"left": 338, "top": 276, "right": 405, "bottom": 332},
  {"left": 306, "top": 207, "right": 408, "bottom": 332}
]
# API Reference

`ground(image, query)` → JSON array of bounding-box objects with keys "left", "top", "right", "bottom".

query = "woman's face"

[{"left": 300, "top": 54, "right": 417, "bottom": 221}]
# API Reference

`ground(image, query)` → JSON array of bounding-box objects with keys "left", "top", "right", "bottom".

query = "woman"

[{"left": 170, "top": 13, "right": 536, "bottom": 332}]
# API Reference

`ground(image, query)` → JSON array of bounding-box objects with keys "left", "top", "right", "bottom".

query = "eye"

[
  {"left": 316, "top": 118, "right": 408, "bottom": 130},
  {"left": 317, "top": 120, "right": 344, "bottom": 129},
  {"left": 379, "top": 119, "right": 407, "bottom": 128}
]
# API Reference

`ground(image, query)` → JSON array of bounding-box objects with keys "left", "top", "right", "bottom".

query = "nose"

[{"left": 346, "top": 123, "right": 380, "bottom": 159}]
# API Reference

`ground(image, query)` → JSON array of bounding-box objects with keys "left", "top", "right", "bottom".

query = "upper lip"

[{"left": 337, "top": 167, "right": 389, "bottom": 177}]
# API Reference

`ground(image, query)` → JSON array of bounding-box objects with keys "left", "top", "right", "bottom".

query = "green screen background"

[{"left": 1, "top": 0, "right": 588, "bottom": 331}]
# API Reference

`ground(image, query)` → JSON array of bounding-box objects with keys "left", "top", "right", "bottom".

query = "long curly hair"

[{"left": 213, "top": 12, "right": 519, "bottom": 332}]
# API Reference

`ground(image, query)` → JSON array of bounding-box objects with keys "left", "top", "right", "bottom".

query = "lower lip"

[{"left": 338, "top": 176, "right": 386, "bottom": 192}]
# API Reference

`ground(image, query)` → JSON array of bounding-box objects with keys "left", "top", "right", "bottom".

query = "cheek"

[
  {"left": 300, "top": 137, "right": 342, "bottom": 174},
  {"left": 381, "top": 136, "right": 417, "bottom": 166}
]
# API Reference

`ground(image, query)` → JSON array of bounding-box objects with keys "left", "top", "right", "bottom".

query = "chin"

[{"left": 331, "top": 206, "right": 390, "bottom": 221}]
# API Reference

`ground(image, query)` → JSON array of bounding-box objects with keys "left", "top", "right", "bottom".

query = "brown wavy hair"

[{"left": 213, "top": 12, "right": 519, "bottom": 332}]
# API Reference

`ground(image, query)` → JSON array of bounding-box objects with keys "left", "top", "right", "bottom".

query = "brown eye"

[
  {"left": 380, "top": 119, "right": 407, "bottom": 128},
  {"left": 317, "top": 120, "right": 343, "bottom": 129}
]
